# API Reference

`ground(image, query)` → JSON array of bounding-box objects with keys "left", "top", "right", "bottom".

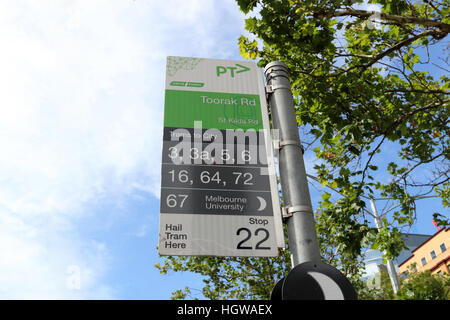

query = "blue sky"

[
  {"left": 0, "top": 0, "right": 249, "bottom": 299},
  {"left": 0, "top": 0, "right": 446, "bottom": 299}
]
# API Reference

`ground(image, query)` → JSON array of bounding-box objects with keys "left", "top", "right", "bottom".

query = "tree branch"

[
  {"left": 329, "top": 29, "right": 441, "bottom": 76},
  {"left": 314, "top": 9, "right": 450, "bottom": 33},
  {"left": 361, "top": 135, "right": 387, "bottom": 185},
  {"left": 383, "top": 88, "right": 450, "bottom": 95},
  {"left": 395, "top": 152, "right": 446, "bottom": 184}
]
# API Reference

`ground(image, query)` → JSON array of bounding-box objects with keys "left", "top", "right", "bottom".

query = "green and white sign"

[{"left": 159, "top": 56, "right": 283, "bottom": 257}]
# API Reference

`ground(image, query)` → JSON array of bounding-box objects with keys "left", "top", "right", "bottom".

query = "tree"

[
  {"left": 156, "top": 249, "right": 291, "bottom": 299},
  {"left": 157, "top": 0, "right": 449, "bottom": 299},
  {"left": 358, "top": 267, "right": 396, "bottom": 300},
  {"left": 237, "top": 0, "right": 449, "bottom": 257},
  {"left": 396, "top": 269, "right": 450, "bottom": 300},
  {"left": 359, "top": 266, "right": 450, "bottom": 300}
]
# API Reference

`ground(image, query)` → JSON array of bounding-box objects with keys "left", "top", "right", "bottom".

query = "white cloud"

[
  {"left": 0, "top": 0, "right": 159, "bottom": 211},
  {"left": 0, "top": 222, "right": 114, "bottom": 299},
  {"left": 0, "top": 0, "right": 156, "bottom": 299},
  {"left": 0, "top": 0, "right": 246, "bottom": 298}
]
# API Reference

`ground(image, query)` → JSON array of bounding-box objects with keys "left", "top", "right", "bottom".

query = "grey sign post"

[
  {"left": 264, "top": 62, "right": 321, "bottom": 265},
  {"left": 265, "top": 61, "right": 358, "bottom": 300}
]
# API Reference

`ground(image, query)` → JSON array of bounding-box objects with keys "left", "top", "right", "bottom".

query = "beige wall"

[{"left": 399, "top": 228, "right": 449, "bottom": 277}]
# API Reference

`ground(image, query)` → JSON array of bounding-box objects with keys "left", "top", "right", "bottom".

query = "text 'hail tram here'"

[{"left": 159, "top": 56, "right": 283, "bottom": 257}]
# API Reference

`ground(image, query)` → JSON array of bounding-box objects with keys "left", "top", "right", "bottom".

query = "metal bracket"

[
  {"left": 265, "top": 84, "right": 292, "bottom": 93},
  {"left": 265, "top": 84, "right": 292, "bottom": 99},
  {"left": 280, "top": 139, "right": 302, "bottom": 149},
  {"left": 273, "top": 139, "right": 280, "bottom": 151},
  {"left": 265, "top": 85, "right": 273, "bottom": 100},
  {"left": 282, "top": 205, "right": 313, "bottom": 219},
  {"left": 273, "top": 139, "right": 304, "bottom": 154}
]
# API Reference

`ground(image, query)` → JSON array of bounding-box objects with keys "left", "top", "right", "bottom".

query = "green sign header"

[{"left": 164, "top": 89, "right": 263, "bottom": 130}]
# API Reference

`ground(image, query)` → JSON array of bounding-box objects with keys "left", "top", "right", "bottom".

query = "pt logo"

[{"left": 216, "top": 63, "right": 250, "bottom": 78}]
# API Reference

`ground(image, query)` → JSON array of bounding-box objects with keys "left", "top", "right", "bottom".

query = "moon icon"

[
  {"left": 307, "top": 272, "right": 345, "bottom": 300},
  {"left": 256, "top": 196, "right": 267, "bottom": 211}
]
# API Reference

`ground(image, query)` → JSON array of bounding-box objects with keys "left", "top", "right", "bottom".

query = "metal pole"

[
  {"left": 264, "top": 62, "right": 321, "bottom": 266},
  {"left": 369, "top": 198, "right": 400, "bottom": 294}
]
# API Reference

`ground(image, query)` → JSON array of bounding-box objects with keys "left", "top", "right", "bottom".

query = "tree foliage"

[
  {"left": 157, "top": 0, "right": 449, "bottom": 299},
  {"left": 237, "top": 0, "right": 449, "bottom": 257},
  {"left": 396, "top": 269, "right": 450, "bottom": 300},
  {"left": 359, "top": 267, "right": 450, "bottom": 300},
  {"left": 358, "top": 268, "right": 396, "bottom": 300},
  {"left": 156, "top": 247, "right": 292, "bottom": 299}
]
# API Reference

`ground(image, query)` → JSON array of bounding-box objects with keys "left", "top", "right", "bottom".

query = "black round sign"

[
  {"left": 270, "top": 277, "right": 284, "bottom": 300},
  {"left": 281, "top": 261, "right": 357, "bottom": 300}
]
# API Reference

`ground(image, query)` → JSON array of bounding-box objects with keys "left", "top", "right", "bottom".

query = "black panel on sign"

[
  {"left": 161, "top": 163, "right": 271, "bottom": 191},
  {"left": 161, "top": 140, "right": 268, "bottom": 167},
  {"left": 160, "top": 188, "right": 273, "bottom": 216},
  {"left": 282, "top": 261, "right": 357, "bottom": 300}
]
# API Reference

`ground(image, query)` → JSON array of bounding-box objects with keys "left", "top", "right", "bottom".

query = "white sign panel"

[{"left": 159, "top": 56, "right": 284, "bottom": 257}]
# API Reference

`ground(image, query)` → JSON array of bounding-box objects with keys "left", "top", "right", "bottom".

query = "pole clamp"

[
  {"left": 282, "top": 205, "right": 313, "bottom": 219},
  {"left": 265, "top": 84, "right": 292, "bottom": 99},
  {"left": 273, "top": 139, "right": 304, "bottom": 154}
]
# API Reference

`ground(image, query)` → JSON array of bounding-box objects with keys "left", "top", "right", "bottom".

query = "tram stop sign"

[
  {"left": 271, "top": 262, "right": 357, "bottom": 300},
  {"left": 158, "top": 56, "right": 284, "bottom": 257}
]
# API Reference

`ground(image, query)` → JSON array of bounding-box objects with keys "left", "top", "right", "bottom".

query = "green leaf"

[
  {"left": 329, "top": 180, "right": 338, "bottom": 189},
  {"left": 321, "top": 192, "right": 331, "bottom": 201}
]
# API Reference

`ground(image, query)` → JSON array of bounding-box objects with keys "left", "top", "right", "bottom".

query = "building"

[
  {"left": 398, "top": 228, "right": 450, "bottom": 278},
  {"left": 362, "top": 233, "right": 431, "bottom": 283}
]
